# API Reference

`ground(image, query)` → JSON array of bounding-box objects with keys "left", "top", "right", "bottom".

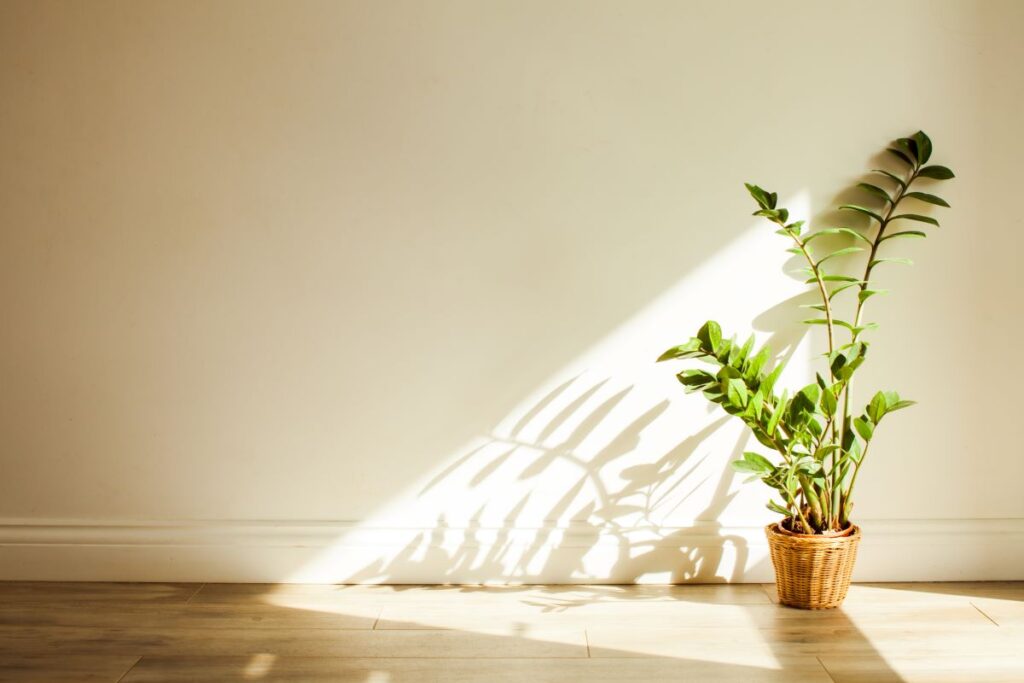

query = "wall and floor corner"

[{"left": 1, "top": 0, "right": 1022, "bottom": 584}]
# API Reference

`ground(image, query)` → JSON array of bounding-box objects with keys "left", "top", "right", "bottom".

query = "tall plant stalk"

[{"left": 658, "top": 131, "right": 954, "bottom": 534}]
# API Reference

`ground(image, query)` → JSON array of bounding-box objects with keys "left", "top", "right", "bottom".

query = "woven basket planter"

[{"left": 765, "top": 521, "right": 861, "bottom": 609}]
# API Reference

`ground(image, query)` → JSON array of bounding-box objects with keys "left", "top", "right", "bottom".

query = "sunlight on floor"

[{"left": 243, "top": 653, "right": 276, "bottom": 679}]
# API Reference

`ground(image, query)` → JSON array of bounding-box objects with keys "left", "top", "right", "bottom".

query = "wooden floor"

[{"left": 0, "top": 582, "right": 1021, "bottom": 682}]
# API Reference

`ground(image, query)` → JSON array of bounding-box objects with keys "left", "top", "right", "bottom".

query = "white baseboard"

[{"left": 1, "top": 517, "right": 1021, "bottom": 583}]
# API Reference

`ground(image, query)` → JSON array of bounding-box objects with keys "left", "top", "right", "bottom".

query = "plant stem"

[{"left": 837, "top": 163, "right": 918, "bottom": 476}]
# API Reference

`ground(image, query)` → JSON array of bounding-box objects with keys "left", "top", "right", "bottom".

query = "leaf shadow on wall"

[{"left": 341, "top": 293, "right": 813, "bottom": 586}]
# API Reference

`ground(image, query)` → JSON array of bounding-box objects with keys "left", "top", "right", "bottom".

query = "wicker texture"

[{"left": 765, "top": 523, "right": 861, "bottom": 609}]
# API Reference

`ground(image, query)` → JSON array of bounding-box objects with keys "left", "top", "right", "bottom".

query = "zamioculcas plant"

[{"left": 657, "top": 131, "right": 954, "bottom": 537}]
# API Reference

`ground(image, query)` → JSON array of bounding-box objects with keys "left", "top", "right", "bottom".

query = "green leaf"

[
  {"left": 737, "top": 334, "right": 755, "bottom": 363},
  {"left": 678, "top": 369, "right": 715, "bottom": 390},
  {"left": 839, "top": 204, "right": 885, "bottom": 224},
  {"left": 697, "top": 321, "right": 722, "bottom": 353},
  {"left": 830, "top": 342, "right": 867, "bottom": 380},
  {"left": 753, "top": 208, "right": 790, "bottom": 224},
  {"left": 748, "top": 390, "right": 764, "bottom": 420},
  {"left": 765, "top": 389, "right": 788, "bottom": 437},
  {"left": 828, "top": 282, "right": 863, "bottom": 299},
  {"left": 816, "top": 246, "right": 864, "bottom": 266},
  {"left": 880, "top": 230, "right": 927, "bottom": 242},
  {"left": 891, "top": 213, "right": 939, "bottom": 227},
  {"left": 767, "top": 500, "right": 790, "bottom": 516},
  {"left": 904, "top": 191, "right": 949, "bottom": 207},
  {"left": 868, "top": 392, "right": 887, "bottom": 423},
  {"left": 889, "top": 399, "right": 917, "bottom": 413},
  {"left": 802, "top": 318, "right": 830, "bottom": 326},
  {"left": 731, "top": 460, "right": 765, "bottom": 474},
  {"left": 872, "top": 169, "right": 908, "bottom": 189},
  {"left": 657, "top": 339, "right": 704, "bottom": 362},
  {"left": 858, "top": 289, "right": 887, "bottom": 303},
  {"left": 761, "top": 360, "right": 786, "bottom": 395},
  {"left": 745, "top": 183, "right": 773, "bottom": 210},
  {"left": 853, "top": 415, "right": 874, "bottom": 441},
  {"left": 726, "top": 377, "right": 749, "bottom": 407},
  {"left": 885, "top": 147, "right": 915, "bottom": 167},
  {"left": 857, "top": 182, "right": 894, "bottom": 203},
  {"left": 917, "top": 165, "right": 955, "bottom": 180},
  {"left": 820, "top": 274, "right": 862, "bottom": 282},
  {"left": 745, "top": 345, "right": 771, "bottom": 380},
  {"left": 870, "top": 257, "right": 913, "bottom": 268},
  {"left": 743, "top": 451, "right": 774, "bottom": 472},
  {"left": 803, "top": 226, "right": 873, "bottom": 246},
  {"left": 821, "top": 386, "right": 838, "bottom": 417},
  {"left": 912, "top": 131, "right": 933, "bottom": 164}
]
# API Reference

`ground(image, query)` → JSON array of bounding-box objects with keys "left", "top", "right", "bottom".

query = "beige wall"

[{"left": 1, "top": 0, "right": 1022, "bottom": 581}]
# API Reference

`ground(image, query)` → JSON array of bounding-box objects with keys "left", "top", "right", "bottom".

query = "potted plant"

[{"left": 657, "top": 131, "right": 954, "bottom": 608}]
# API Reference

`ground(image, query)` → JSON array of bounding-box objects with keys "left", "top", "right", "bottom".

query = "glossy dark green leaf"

[
  {"left": 880, "top": 230, "right": 927, "bottom": 242},
  {"left": 885, "top": 147, "right": 915, "bottom": 166},
  {"left": 912, "top": 131, "right": 933, "bottom": 164},
  {"left": 917, "top": 165, "right": 955, "bottom": 180},
  {"left": 895, "top": 136, "right": 918, "bottom": 162},
  {"left": 839, "top": 204, "right": 884, "bottom": 224},
  {"left": 745, "top": 183, "right": 772, "bottom": 209},
  {"left": 872, "top": 168, "right": 908, "bottom": 189},
  {"left": 904, "top": 191, "right": 949, "bottom": 207},
  {"left": 891, "top": 213, "right": 939, "bottom": 227},
  {"left": 857, "top": 182, "right": 894, "bottom": 203}
]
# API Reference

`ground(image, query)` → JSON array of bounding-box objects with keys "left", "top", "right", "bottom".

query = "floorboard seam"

[
  {"left": 970, "top": 601, "right": 1000, "bottom": 626},
  {"left": 184, "top": 583, "right": 205, "bottom": 604},
  {"left": 114, "top": 655, "right": 142, "bottom": 683},
  {"left": 815, "top": 655, "right": 837, "bottom": 683}
]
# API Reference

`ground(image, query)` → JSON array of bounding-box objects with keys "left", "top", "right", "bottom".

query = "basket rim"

[{"left": 765, "top": 521, "right": 861, "bottom": 544}]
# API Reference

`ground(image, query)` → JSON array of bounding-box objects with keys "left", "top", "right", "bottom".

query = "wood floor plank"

[
  {"left": 0, "top": 625, "right": 588, "bottom": 658},
  {"left": 120, "top": 655, "right": 833, "bottom": 682},
  {"left": 820, "top": 654, "right": 1024, "bottom": 683},
  {"left": 0, "top": 582, "right": 198, "bottom": 604},
  {"left": 0, "top": 654, "right": 139, "bottom": 683},
  {"left": 587, "top": 624, "right": 1017, "bottom": 659},
  {"left": 192, "top": 583, "right": 770, "bottom": 607},
  {"left": 0, "top": 601, "right": 379, "bottom": 630},
  {"left": 376, "top": 600, "right": 996, "bottom": 630}
]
